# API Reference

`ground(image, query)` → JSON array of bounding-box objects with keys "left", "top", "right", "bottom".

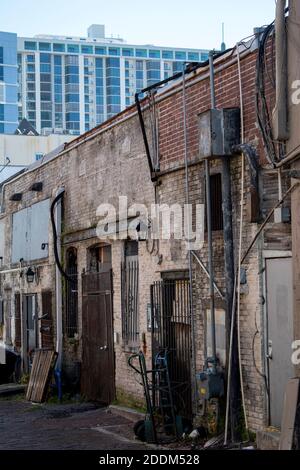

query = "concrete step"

[{"left": 0, "top": 384, "right": 26, "bottom": 397}]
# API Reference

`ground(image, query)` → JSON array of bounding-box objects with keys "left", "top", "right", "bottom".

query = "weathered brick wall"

[
  {"left": 153, "top": 45, "right": 289, "bottom": 431},
  {"left": 0, "top": 42, "right": 291, "bottom": 432}
]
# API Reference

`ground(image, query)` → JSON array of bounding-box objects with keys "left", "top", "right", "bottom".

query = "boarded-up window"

[
  {"left": 65, "top": 248, "right": 78, "bottom": 338},
  {"left": 41, "top": 291, "right": 53, "bottom": 349},
  {"left": 12, "top": 199, "right": 50, "bottom": 263},
  {"left": 15, "top": 293, "right": 21, "bottom": 350}
]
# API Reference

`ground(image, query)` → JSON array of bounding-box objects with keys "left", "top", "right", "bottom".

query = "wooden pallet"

[{"left": 26, "top": 349, "right": 57, "bottom": 403}]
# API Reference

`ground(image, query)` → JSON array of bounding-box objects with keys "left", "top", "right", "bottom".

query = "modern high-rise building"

[
  {"left": 0, "top": 32, "right": 18, "bottom": 134},
  {"left": 1, "top": 25, "right": 210, "bottom": 136}
]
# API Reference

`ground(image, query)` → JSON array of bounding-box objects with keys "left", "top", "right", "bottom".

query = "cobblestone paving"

[{"left": 0, "top": 397, "right": 150, "bottom": 450}]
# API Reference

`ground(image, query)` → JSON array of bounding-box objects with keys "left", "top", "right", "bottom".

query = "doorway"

[
  {"left": 81, "top": 245, "right": 115, "bottom": 403},
  {"left": 23, "top": 294, "right": 37, "bottom": 372},
  {"left": 265, "top": 256, "right": 294, "bottom": 428},
  {"left": 150, "top": 278, "right": 192, "bottom": 419}
]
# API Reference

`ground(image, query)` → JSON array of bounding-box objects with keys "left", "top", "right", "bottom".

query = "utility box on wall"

[{"left": 199, "top": 108, "right": 241, "bottom": 158}]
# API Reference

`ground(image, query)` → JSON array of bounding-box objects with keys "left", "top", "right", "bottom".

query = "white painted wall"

[
  {"left": 0, "top": 134, "right": 75, "bottom": 183},
  {"left": 0, "top": 134, "right": 75, "bottom": 167}
]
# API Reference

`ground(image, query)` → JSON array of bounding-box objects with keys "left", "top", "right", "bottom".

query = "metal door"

[
  {"left": 81, "top": 270, "right": 115, "bottom": 403},
  {"left": 266, "top": 257, "right": 294, "bottom": 428}
]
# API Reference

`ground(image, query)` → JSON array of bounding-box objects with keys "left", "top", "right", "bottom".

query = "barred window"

[
  {"left": 65, "top": 247, "right": 78, "bottom": 338},
  {"left": 121, "top": 241, "right": 139, "bottom": 348},
  {"left": 208, "top": 173, "right": 223, "bottom": 232}
]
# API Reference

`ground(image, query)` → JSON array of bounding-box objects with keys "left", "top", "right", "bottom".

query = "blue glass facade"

[
  {"left": 106, "top": 57, "right": 121, "bottom": 118},
  {"left": 146, "top": 61, "right": 161, "bottom": 86},
  {"left": 10, "top": 28, "right": 210, "bottom": 135},
  {"left": 65, "top": 55, "right": 80, "bottom": 132},
  {"left": 0, "top": 32, "right": 18, "bottom": 134}
]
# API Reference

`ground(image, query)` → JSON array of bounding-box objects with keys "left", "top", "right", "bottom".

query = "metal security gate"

[
  {"left": 81, "top": 270, "right": 115, "bottom": 404},
  {"left": 150, "top": 279, "right": 192, "bottom": 419}
]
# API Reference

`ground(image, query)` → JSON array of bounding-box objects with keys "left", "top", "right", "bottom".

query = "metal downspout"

[
  {"left": 206, "top": 51, "right": 217, "bottom": 374},
  {"left": 273, "top": 0, "right": 289, "bottom": 141},
  {"left": 182, "top": 65, "right": 197, "bottom": 409},
  {"left": 53, "top": 188, "right": 64, "bottom": 399}
]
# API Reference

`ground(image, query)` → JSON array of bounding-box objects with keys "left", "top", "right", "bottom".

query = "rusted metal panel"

[{"left": 81, "top": 269, "right": 115, "bottom": 404}]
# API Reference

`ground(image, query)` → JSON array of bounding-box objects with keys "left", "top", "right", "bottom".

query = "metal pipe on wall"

[
  {"left": 273, "top": 0, "right": 289, "bottom": 141},
  {"left": 205, "top": 159, "right": 217, "bottom": 373},
  {"left": 53, "top": 188, "right": 64, "bottom": 372},
  {"left": 206, "top": 52, "right": 217, "bottom": 373},
  {"left": 182, "top": 64, "right": 197, "bottom": 405}
]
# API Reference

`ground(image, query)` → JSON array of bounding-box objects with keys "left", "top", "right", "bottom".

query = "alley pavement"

[{"left": 0, "top": 396, "right": 151, "bottom": 450}]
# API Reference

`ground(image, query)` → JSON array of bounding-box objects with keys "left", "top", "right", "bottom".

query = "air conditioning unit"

[{"left": 199, "top": 108, "right": 240, "bottom": 158}]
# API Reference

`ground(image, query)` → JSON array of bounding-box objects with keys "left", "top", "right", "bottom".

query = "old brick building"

[{"left": 0, "top": 17, "right": 295, "bottom": 442}]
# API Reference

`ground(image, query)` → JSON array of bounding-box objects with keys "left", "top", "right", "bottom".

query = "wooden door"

[{"left": 81, "top": 270, "right": 115, "bottom": 404}]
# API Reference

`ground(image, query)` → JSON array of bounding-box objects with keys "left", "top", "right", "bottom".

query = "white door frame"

[{"left": 262, "top": 250, "right": 292, "bottom": 426}]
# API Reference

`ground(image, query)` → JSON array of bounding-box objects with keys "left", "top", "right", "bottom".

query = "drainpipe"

[
  {"left": 206, "top": 52, "right": 217, "bottom": 374},
  {"left": 182, "top": 65, "right": 197, "bottom": 408},
  {"left": 221, "top": 132, "right": 238, "bottom": 442},
  {"left": 52, "top": 188, "right": 64, "bottom": 399},
  {"left": 273, "top": 0, "right": 289, "bottom": 142},
  {"left": 209, "top": 50, "right": 239, "bottom": 441}
]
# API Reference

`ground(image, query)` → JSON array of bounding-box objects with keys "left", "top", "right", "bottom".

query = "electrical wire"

[
  {"left": 182, "top": 63, "right": 197, "bottom": 408},
  {"left": 236, "top": 42, "right": 249, "bottom": 437},
  {"left": 256, "top": 20, "right": 278, "bottom": 166},
  {"left": 252, "top": 307, "right": 269, "bottom": 398}
]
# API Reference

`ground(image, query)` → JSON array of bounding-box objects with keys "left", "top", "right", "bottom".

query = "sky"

[{"left": 0, "top": 0, "right": 277, "bottom": 50}]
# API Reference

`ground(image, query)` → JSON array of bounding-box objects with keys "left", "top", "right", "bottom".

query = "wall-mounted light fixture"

[{"left": 26, "top": 267, "right": 35, "bottom": 284}]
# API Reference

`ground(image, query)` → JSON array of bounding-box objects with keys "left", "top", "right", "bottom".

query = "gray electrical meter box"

[
  {"left": 196, "top": 368, "right": 225, "bottom": 400},
  {"left": 199, "top": 108, "right": 240, "bottom": 158}
]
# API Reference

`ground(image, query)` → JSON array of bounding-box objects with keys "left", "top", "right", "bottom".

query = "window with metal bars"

[
  {"left": 209, "top": 173, "right": 223, "bottom": 232},
  {"left": 65, "top": 247, "right": 78, "bottom": 338},
  {"left": 121, "top": 241, "right": 139, "bottom": 348}
]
